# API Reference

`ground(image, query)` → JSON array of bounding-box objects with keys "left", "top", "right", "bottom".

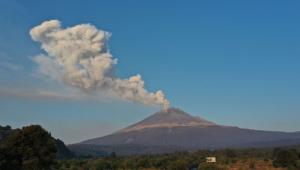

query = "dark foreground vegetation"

[
  {"left": 56, "top": 147, "right": 300, "bottom": 170},
  {"left": 1, "top": 125, "right": 300, "bottom": 170},
  {"left": 0, "top": 125, "right": 73, "bottom": 170}
]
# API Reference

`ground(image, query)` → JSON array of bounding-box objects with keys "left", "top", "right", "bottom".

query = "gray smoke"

[{"left": 30, "top": 20, "right": 169, "bottom": 109}]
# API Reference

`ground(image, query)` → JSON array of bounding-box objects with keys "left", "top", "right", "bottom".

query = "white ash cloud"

[{"left": 30, "top": 20, "right": 169, "bottom": 109}]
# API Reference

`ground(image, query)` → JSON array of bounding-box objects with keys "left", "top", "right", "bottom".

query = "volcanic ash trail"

[{"left": 30, "top": 20, "right": 169, "bottom": 109}]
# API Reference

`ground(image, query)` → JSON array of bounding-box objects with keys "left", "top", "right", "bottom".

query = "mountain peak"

[
  {"left": 120, "top": 108, "right": 217, "bottom": 132},
  {"left": 159, "top": 107, "right": 187, "bottom": 114}
]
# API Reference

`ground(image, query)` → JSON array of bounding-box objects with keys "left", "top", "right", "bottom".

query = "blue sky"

[{"left": 1, "top": 0, "right": 300, "bottom": 143}]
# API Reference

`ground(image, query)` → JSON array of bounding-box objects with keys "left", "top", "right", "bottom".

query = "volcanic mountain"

[
  {"left": 119, "top": 108, "right": 217, "bottom": 132},
  {"left": 69, "top": 108, "right": 300, "bottom": 156}
]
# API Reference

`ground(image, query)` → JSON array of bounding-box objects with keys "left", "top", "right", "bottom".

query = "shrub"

[
  {"left": 198, "top": 163, "right": 226, "bottom": 170},
  {"left": 273, "top": 148, "right": 298, "bottom": 168}
]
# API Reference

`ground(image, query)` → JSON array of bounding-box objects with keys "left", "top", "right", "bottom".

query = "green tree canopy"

[{"left": 0, "top": 125, "right": 57, "bottom": 170}]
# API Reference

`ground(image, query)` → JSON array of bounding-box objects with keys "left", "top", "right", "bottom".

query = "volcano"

[
  {"left": 119, "top": 108, "right": 217, "bottom": 132},
  {"left": 69, "top": 108, "right": 300, "bottom": 156}
]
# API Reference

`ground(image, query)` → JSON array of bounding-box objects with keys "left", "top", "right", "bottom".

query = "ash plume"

[{"left": 30, "top": 20, "right": 169, "bottom": 109}]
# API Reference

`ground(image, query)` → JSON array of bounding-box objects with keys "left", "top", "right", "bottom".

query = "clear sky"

[{"left": 1, "top": 0, "right": 300, "bottom": 144}]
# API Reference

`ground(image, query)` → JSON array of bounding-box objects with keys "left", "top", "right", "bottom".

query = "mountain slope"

[
  {"left": 71, "top": 108, "right": 300, "bottom": 155},
  {"left": 119, "top": 108, "right": 217, "bottom": 132}
]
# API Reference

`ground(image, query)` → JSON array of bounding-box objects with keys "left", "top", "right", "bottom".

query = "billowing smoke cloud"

[{"left": 30, "top": 20, "right": 169, "bottom": 109}]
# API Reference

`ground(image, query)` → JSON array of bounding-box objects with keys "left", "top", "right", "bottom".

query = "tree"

[
  {"left": 110, "top": 151, "right": 116, "bottom": 158},
  {"left": 55, "top": 139, "right": 74, "bottom": 159},
  {"left": 273, "top": 148, "right": 298, "bottom": 168},
  {"left": 0, "top": 125, "right": 13, "bottom": 141},
  {"left": 198, "top": 162, "right": 225, "bottom": 170},
  {"left": 225, "top": 149, "right": 237, "bottom": 158},
  {"left": 167, "top": 159, "right": 189, "bottom": 170},
  {"left": 0, "top": 125, "right": 57, "bottom": 170}
]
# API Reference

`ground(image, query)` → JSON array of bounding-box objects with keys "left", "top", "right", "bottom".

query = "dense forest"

[{"left": 1, "top": 125, "right": 300, "bottom": 170}]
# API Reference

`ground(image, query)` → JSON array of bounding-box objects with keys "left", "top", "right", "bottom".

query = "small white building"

[{"left": 206, "top": 157, "right": 216, "bottom": 163}]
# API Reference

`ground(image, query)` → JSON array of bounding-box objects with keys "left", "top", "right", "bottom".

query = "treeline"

[
  {"left": 0, "top": 125, "right": 13, "bottom": 140},
  {"left": 1, "top": 124, "right": 300, "bottom": 170},
  {"left": 273, "top": 147, "right": 300, "bottom": 169},
  {"left": 0, "top": 125, "right": 74, "bottom": 170},
  {"left": 56, "top": 147, "right": 300, "bottom": 170}
]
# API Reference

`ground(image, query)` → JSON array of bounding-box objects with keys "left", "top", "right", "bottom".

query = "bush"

[
  {"left": 198, "top": 163, "right": 225, "bottom": 170},
  {"left": 167, "top": 159, "right": 189, "bottom": 170},
  {"left": 273, "top": 148, "right": 298, "bottom": 168}
]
